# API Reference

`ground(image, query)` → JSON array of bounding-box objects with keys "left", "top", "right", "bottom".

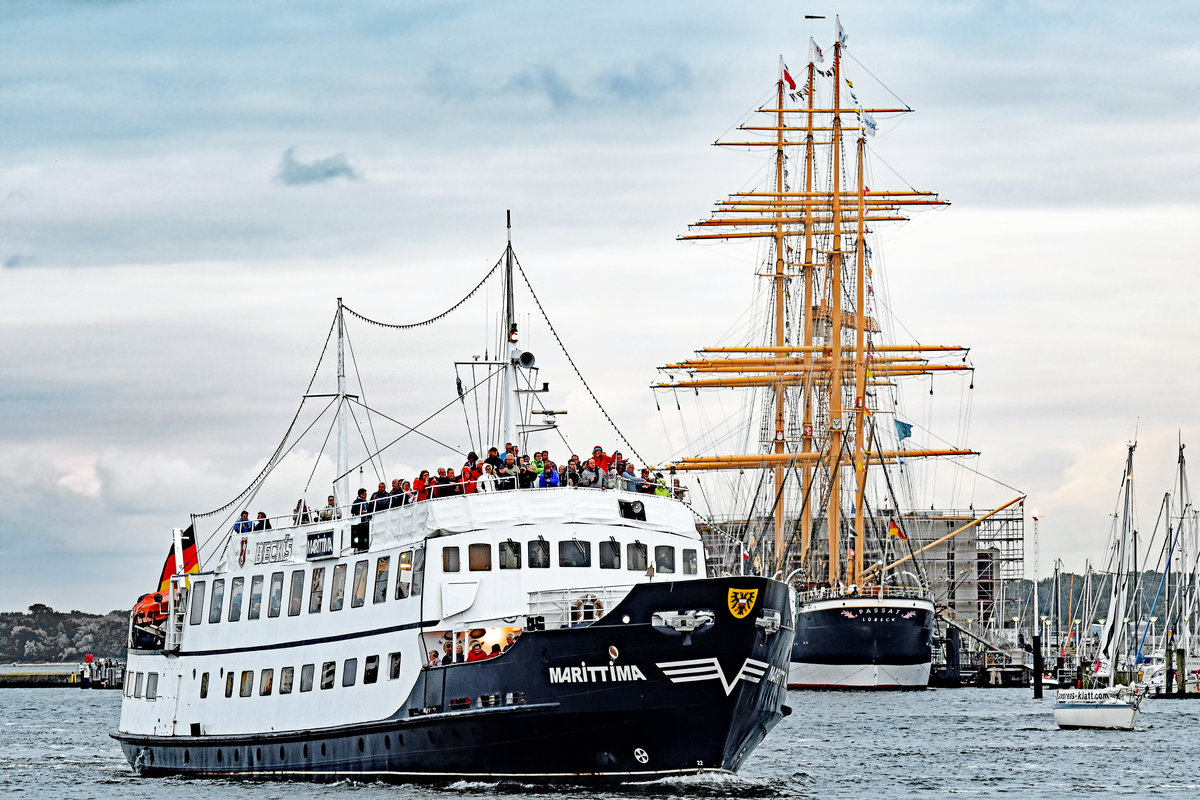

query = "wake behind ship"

[{"left": 112, "top": 221, "right": 793, "bottom": 782}]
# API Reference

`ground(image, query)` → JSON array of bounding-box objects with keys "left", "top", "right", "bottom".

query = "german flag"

[
  {"left": 157, "top": 525, "right": 200, "bottom": 593},
  {"left": 887, "top": 520, "right": 907, "bottom": 541}
]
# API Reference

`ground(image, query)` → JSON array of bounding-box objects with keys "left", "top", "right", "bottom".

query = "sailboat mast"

[
  {"left": 770, "top": 61, "right": 788, "bottom": 575},
  {"left": 825, "top": 39, "right": 846, "bottom": 587},
  {"left": 336, "top": 297, "right": 348, "bottom": 506}
]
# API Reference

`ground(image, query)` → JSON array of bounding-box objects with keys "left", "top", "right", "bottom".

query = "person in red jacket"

[{"left": 466, "top": 641, "right": 489, "bottom": 662}]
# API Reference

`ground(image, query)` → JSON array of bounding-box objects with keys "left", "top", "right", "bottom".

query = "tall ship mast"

[{"left": 655, "top": 20, "right": 1012, "bottom": 689}]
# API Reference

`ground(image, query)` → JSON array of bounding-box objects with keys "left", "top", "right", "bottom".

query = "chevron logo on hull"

[{"left": 656, "top": 657, "right": 770, "bottom": 696}]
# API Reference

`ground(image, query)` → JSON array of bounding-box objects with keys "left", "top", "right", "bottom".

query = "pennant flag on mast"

[
  {"left": 887, "top": 520, "right": 907, "bottom": 541},
  {"left": 894, "top": 419, "right": 913, "bottom": 441},
  {"left": 837, "top": 15, "right": 847, "bottom": 46},
  {"left": 783, "top": 64, "right": 797, "bottom": 91},
  {"left": 811, "top": 37, "right": 824, "bottom": 63},
  {"left": 157, "top": 524, "right": 199, "bottom": 593}
]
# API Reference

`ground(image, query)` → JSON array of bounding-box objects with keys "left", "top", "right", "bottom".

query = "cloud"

[
  {"left": 598, "top": 60, "right": 691, "bottom": 102},
  {"left": 504, "top": 66, "right": 577, "bottom": 109},
  {"left": 274, "top": 146, "right": 360, "bottom": 186}
]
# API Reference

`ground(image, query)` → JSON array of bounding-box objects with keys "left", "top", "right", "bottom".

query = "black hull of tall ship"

[
  {"left": 788, "top": 595, "right": 933, "bottom": 690},
  {"left": 113, "top": 577, "right": 793, "bottom": 783}
]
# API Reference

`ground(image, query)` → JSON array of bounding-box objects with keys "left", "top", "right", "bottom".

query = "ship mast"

[
  {"left": 336, "top": 297, "right": 348, "bottom": 506},
  {"left": 503, "top": 210, "right": 516, "bottom": 446},
  {"left": 658, "top": 25, "right": 968, "bottom": 586},
  {"left": 770, "top": 59, "right": 788, "bottom": 574}
]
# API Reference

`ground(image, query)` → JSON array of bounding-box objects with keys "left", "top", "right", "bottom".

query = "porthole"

[
  {"left": 303, "top": 743, "right": 309, "bottom": 758},
  {"left": 192, "top": 669, "right": 196, "bottom": 679},
  {"left": 233, "top": 748, "right": 239, "bottom": 762},
  {"left": 384, "top": 735, "right": 391, "bottom": 750},
  {"left": 256, "top": 747, "right": 262, "bottom": 762},
  {"left": 427, "top": 732, "right": 435, "bottom": 745},
  {"left": 280, "top": 746, "right": 286, "bottom": 761},
  {"left": 397, "top": 734, "right": 404, "bottom": 747},
  {"left": 321, "top": 742, "right": 327, "bottom": 757},
  {"left": 357, "top": 737, "right": 365, "bottom": 753},
  {"left": 452, "top": 729, "right": 462, "bottom": 740},
  {"left": 183, "top": 749, "right": 190, "bottom": 764},
  {"left": 217, "top": 749, "right": 223, "bottom": 763},
  {"left": 147, "top": 749, "right": 154, "bottom": 764}
]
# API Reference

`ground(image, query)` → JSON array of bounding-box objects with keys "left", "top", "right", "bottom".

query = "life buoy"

[{"left": 571, "top": 594, "right": 604, "bottom": 623}]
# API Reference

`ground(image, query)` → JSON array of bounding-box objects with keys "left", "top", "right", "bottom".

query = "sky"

[{"left": 3, "top": 0, "right": 1200, "bottom": 613}]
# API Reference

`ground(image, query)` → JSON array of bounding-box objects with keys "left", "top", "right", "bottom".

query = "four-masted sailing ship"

[{"left": 656, "top": 21, "right": 982, "bottom": 689}]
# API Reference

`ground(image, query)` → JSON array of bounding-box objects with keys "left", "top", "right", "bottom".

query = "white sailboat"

[{"left": 1053, "top": 443, "right": 1143, "bottom": 730}]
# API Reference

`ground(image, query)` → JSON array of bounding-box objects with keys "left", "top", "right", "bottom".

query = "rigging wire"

[
  {"left": 342, "top": 257, "right": 502, "bottom": 331},
  {"left": 192, "top": 309, "right": 340, "bottom": 534},
  {"left": 513, "top": 258, "right": 647, "bottom": 467}
]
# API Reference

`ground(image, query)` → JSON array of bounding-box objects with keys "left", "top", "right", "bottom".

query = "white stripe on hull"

[{"left": 787, "top": 660, "right": 929, "bottom": 689}]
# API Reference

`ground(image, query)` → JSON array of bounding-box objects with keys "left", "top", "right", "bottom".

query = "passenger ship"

[{"left": 112, "top": 225, "right": 794, "bottom": 782}]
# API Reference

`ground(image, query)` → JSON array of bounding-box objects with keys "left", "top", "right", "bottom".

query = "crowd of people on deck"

[
  {"left": 237, "top": 444, "right": 689, "bottom": 531},
  {"left": 425, "top": 630, "right": 522, "bottom": 668}
]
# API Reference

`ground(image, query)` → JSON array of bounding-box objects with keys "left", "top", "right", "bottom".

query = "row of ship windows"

[
  {"left": 442, "top": 540, "right": 698, "bottom": 574},
  {"left": 188, "top": 550, "right": 425, "bottom": 626},
  {"left": 187, "top": 541, "right": 698, "bottom": 626},
  {"left": 125, "top": 653, "right": 402, "bottom": 701}
]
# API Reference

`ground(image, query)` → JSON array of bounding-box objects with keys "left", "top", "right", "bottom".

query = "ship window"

[
  {"left": 228, "top": 576, "right": 244, "bottom": 622},
  {"left": 627, "top": 542, "right": 648, "bottom": 571},
  {"left": 528, "top": 539, "right": 550, "bottom": 569},
  {"left": 145, "top": 672, "right": 158, "bottom": 700},
  {"left": 189, "top": 581, "right": 207, "bottom": 625},
  {"left": 288, "top": 570, "right": 304, "bottom": 616},
  {"left": 200, "top": 672, "right": 209, "bottom": 699},
  {"left": 343, "top": 658, "right": 358, "bottom": 687},
  {"left": 364, "top": 655, "right": 379, "bottom": 684},
  {"left": 655, "top": 546, "right": 675, "bottom": 574},
  {"left": 225, "top": 673, "right": 234, "bottom": 698},
  {"left": 309, "top": 567, "right": 325, "bottom": 613},
  {"left": 411, "top": 548, "right": 425, "bottom": 596},
  {"left": 374, "top": 556, "right": 390, "bottom": 603},
  {"left": 133, "top": 672, "right": 143, "bottom": 698},
  {"left": 209, "top": 579, "right": 225, "bottom": 623},
  {"left": 468, "top": 543, "right": 492, "bottom": 571},
  {"left": 388, "top": 652, "right": 402, "bottom": 680},
  {"left": 123, "top": 670, "right": 132, "bottom": 696},
  {"left": 600, "top": 540, "right": 621, "bottom": 569},
  {"left": 299, "top": 664, "right": 314, "bottom": 692},
  {"left": 683, "top": 548, "right": 698, "bottom": 575},
  {"left": 396, "top": 551, "right": 413, "bottom": 599},
  {"left": 499, "top": 540, "right": 521, "bottom": 569},
  {"left": 559, "top": 540, "right": 592, "bottom": 568},
  {"left": 351, "top": 560, "right": 368, "bottom": 608},
  {"left": 320, "top": 661, "right": 336, "bottom": 690},
  {"left": 259, "top": 669, "right": 273, "bottom": 696},
  {"left": 268, "top": 572, "right": 284, "bottom": 617},
  {"left": 240, "top": 670, "right": 254, "bottom": 697},
  {"left": 280, "top": 666, "right": 294, "bottom": 694},
  {"left": 443, "top": 547, "right": 460, "bottom": 573},
  {"left": 330, "top": 563, "right": 347, "bottom": 611},
  {"left": 248, "top": 575, "right": 264, "bottom": 619}
]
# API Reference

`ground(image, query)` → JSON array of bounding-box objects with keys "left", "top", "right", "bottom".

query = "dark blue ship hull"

[
  {"left": 789, "top": 594, "right": 933, "bottom": 689},
  {"left": 113, "top": 576, "right": 793, "bottom": 782}
]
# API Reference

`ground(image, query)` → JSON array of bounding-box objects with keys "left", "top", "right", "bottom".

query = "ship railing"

[
  {"left": 796, "top": 584, "right": 928, "bottom": 604},
  {"left": 939, "top": 605, "right": 1032, "bottom": 667},
  {"left": 527, "top": 586, "right": 631, "bottom": 630}
]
